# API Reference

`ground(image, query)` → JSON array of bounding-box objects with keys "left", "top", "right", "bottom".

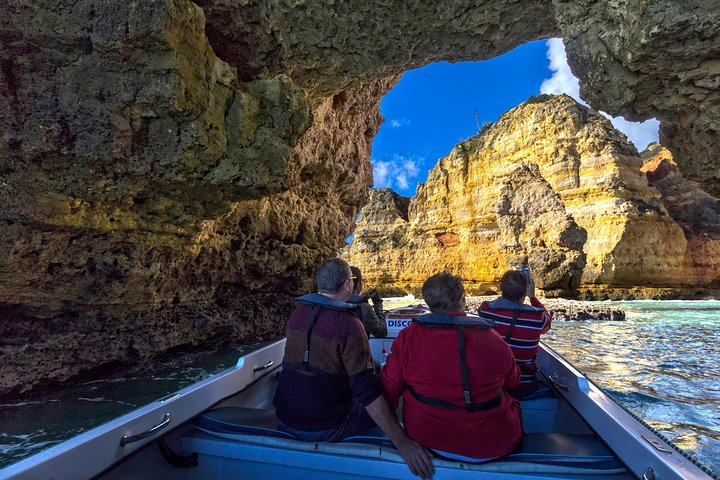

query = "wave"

[{"left": 0, "top": 399, "right": 60, "bottom": 408}]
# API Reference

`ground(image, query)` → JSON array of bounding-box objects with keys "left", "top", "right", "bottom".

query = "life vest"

[
  {"left": 410, "top": 313, "right": 504, "bottom": 412},
  {"left": 346, "top": 293, "right": 368, "bottom": 305},
  {"left": 479, "top": 296, "right": 544, "bottom": 342},
  {"left": 291, "top": 294, "right": 358, "bottom": 371}
]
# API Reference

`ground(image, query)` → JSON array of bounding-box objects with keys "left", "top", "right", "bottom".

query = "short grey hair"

[
  {"left": 422, "top": 272, "right": 465, "bottom": 312},
  {"left": 317, "top": 258, "right": 352, "bottom": 293}
]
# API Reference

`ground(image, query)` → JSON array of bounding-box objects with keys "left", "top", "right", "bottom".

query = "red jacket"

[{"left": 380, "top": 313, "right": 521, "bottom": 459}]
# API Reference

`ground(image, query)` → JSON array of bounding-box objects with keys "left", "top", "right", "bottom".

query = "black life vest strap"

[
  {"left": 504, "top": 308, "right": 521, "bottom": 342},
  {"left": 406, "top": 323, "right": 503, "bottom": 413},
  {"left": 281, "top": 362, "right": 347, "bottom": 377},
  {"left": 457, "top": 324, "right": 473, "bottom": 411},
  {"left": 303, "top": 305, "right": 321, "bottom": 370},
  {"left": 407, "top": 386, "right": 503, "bottom": 412}
]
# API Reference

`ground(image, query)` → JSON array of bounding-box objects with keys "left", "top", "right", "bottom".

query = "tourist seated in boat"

[
  {"left": 272, "top": 257, "right": 434, "bottom": 478},
  {"left": 380, "top": 272, "right": 522, "bottom": 462},
  {"left": 346, "top": 266, "right": 388, "bottom": 338},
  {"left": 477, "top": 268, "right": 553, "bottom": 398}
]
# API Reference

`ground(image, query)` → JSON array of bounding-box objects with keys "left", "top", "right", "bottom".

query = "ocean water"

[
  {"left": 542, "top": 300, "right": 720, "bottom": 476},
  {"left": 0, "top": 344, "right": 265, "bottom": 469},
  {"left": 1, "top": 301, "right": 719, "bottom": 476}
]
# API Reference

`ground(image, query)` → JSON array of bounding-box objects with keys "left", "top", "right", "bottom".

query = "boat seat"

[
  {"left": 188, "top": 406, "right": 626, "bottom": 473},
  {"left": 193, "top": 406, "right": 395, "bottom": 446},
  {"left": 193, "top": 406, "right": 296, "bottom": 440}
]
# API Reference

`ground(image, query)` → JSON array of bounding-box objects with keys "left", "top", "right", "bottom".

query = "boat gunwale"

[{"left": 0, "top": 339, "right": 287, "bottom": 480}]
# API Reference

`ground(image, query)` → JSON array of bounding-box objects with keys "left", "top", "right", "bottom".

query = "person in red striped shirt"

[{"left": 477, "top": 268, "right": 552, "bottom": 398}]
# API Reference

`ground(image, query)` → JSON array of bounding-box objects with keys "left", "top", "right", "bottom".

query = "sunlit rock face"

[
  {"left": 344, "top": 95, "right": 720, "bottom": 298},
  {"left": 641, "top": 145, "right": 720, "bottom": 287},
  {"left": 1, "top": 0, "right": 719, "bottom": 395}
]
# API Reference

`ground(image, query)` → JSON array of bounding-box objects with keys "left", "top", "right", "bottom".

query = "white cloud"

[
  {"left": 372, "top": 155, "right": 423, "bottom": 192},
  {"left": 541, "top": 38, "right": 659, "bottom": 151},
  {"left": 541, "top": 39, "right": 582, "bottom": 101},
  {"left": 373, "top": 160, "right": 392, "bottom": 187},
  {"left": 389, "top": 117, "right": 410, "bottom": 128}
]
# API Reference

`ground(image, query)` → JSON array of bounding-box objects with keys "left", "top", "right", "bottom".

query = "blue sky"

[{"left": 371, "top": 39, "right": 660, "bottom": 197}]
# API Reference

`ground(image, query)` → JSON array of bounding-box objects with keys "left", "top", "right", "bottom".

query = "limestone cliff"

[
  {"left": 1, "top": 0, "right": 720, "bottom": 396},
  {"left": 344, "top": 95, "right": 720, "bottom": 298},
  {"left": 641, "top": 145, "right": 720, "bottom": 286}
]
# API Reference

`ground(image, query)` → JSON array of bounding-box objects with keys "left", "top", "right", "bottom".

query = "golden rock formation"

[
  {"left": 641, "top": 145, "right": 720, "bottom": 287},
  {"left": 344, "top": 95, "right": 719, "bottom": 298}
]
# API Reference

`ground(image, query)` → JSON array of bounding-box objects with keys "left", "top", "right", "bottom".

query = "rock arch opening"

[
  {"left": 1, "top": 0, "right": 719, "bottom": 395},
  {"left": 342, "top": 43, "right": 720, "bottom": 300}
]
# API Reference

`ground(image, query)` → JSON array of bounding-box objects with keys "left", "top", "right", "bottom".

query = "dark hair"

[
  {"left": 500, "top": 270, "right": 528, "bottom": 302},
  {"left": 422, "top": 272, "right": 465, "bottom": 313},
  {"left": 317, "top": 258, "right": 352, "bottom": 293},
  {"left": 350, "top": 266, "right": 363, "bottom": 294}
]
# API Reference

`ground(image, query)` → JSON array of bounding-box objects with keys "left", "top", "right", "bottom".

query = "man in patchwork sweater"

[{"left": 273, "top": 257, "right": 434, "bottom": 479}]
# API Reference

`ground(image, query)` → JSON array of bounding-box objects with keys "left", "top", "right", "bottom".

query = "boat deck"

[
  {"left": 101, "top": 370, "right": 634, "bottom": 480},
  {"left": 6, "top": 336, "right": 713, "bottom": 480},
  {"left": 180, "top": 401, "right": 633, "bottom": 479}
]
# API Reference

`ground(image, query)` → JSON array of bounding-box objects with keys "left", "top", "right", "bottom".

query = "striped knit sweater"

[{"left": 477, "top": 296, "right": 552, "bottom": 394}]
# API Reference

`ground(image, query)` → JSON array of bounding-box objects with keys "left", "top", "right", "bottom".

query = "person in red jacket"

[
  {"left": 380, "top": 272, "right": 521, "bottom": 462},
  {"left": 477, "top": 268, "right": 552, "bottom": 398}
]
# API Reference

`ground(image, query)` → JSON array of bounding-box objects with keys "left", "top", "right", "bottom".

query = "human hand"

[
  {"left": 396, "top": 435, "right": 435, "bottom": 479},
  {"left": 366, "top": 290, "right": 382, "bottom": 303},
  {"left": 526, "top": 272, "right": 535, "bottom": 298}
]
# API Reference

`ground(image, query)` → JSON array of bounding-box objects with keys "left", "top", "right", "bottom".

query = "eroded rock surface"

[
  {"left": 344, "top": 95, "right": 720, "bottom": 298},
  {"left": 641, "top": 144, "right": 720, "bottom": 287},
  {"left": 554, "top": 1, "right": 720, "bottom": 195},
  {"left": 1, "top": 0, "right": 720, "bottom": 395},
  {"left": 0, "top": 1, "right": 391, "bottom": 396}
]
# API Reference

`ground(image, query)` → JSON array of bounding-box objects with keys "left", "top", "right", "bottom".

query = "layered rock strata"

[
  {"left": 1, "top": 0, "right": 720, "bottom": 395},
  {"left": 344, "top": 95, "right": 720, "bottom": 298},
  {"left": 641, "top": 145, "right": 720, "bottom": 287}
]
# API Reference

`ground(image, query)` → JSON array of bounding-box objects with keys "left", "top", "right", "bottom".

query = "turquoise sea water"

[
  {"left": 0, "top": 301, "right": 719, "bottom": 475},
  {"left": 543, "top": 300, "right": 720, "bottom": 476}
]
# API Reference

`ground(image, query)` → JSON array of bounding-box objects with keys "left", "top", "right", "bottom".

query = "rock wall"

[
  {"left": 641, "top": 145, "right": 720, "bottom": 287},
  {"left": 344, "top": 95, "right": 720, "bottom": 298},
  {"left": 1, "top": 0, "right": 720, "bottom": 395},
  {"left": 0, "top": 1, "right": 391, "bottom": 396},
  {"left": 553, "top": 1, "right": 720, "bottom": 196}
]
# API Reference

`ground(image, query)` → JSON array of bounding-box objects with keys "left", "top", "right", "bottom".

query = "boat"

[{"left": 1, "top": 305, "right": 716, "bottom": 480}]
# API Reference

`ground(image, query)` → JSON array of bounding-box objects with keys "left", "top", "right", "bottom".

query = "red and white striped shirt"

[{"left": 478, "top": 296, "right": 552, "bottom": 394}]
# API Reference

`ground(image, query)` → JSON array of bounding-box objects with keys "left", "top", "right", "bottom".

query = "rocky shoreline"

[
  {"left": 464, "top": 297, "right": 626, "bottom": 321},
  {"left": 385, "top": 296, "right": 627, "bottom": 321}
]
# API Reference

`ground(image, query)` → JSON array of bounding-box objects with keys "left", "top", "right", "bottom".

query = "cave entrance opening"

[
  {"left": 367, "top": 39, "right": 659, "bottom": 202},
  {"left": 342, "top": 38, "right": 675, "bottom": 299}
]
